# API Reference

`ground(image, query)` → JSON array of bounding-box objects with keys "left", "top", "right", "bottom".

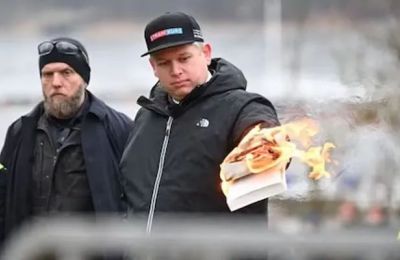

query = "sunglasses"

[{"left": 38, "top": 40, "right": 89, "bottom": 65}]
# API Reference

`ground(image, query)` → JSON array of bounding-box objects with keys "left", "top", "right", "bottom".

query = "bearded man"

[{"left": 0, "top": 37, "right": 132, "bottom": 245}]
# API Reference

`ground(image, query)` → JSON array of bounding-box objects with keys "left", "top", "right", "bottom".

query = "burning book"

[{"left": 220, "top": 118, "right": 335, "bottom": 211}]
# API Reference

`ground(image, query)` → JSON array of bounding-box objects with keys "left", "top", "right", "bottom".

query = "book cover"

[{"left": 221, "top": 162, "right": 287, "bottom": 211}]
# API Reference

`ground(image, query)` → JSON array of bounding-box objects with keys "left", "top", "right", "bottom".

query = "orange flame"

[{"left": 221, "top": 118, "right": 336, "bottom": 182}]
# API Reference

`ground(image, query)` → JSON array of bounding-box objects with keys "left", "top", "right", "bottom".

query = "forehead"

[
  {"left": 41, "top": 62, "right": 74, "bottom": 73},
  {"left": 151, "top": 44, "right": 199, "bottom": 60}
]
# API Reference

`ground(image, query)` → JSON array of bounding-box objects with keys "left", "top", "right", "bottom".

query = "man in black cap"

[
  {"left": 0, "top": 37, "right": 132, "bottom": 245},
  {"left": 120, "top": 12, "right": 281, "bottom": 232}
]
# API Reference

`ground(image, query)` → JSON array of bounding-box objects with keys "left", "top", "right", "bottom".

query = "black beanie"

[{"left": 39, "top": 37, "right": 91, "bottom": 84}]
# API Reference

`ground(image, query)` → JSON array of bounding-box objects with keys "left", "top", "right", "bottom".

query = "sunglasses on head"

[{"left": 38, "top": 40, "right": 89, "bottom": 65}]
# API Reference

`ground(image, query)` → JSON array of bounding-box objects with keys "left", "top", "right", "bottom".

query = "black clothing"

[
  {"left": 120, "top": 58, "right": 280, "bottom": 218},
  {"left": 32, "top": 112, "right": 94, "bottom": 214},
  {"left": 0, "top": 91, "right": 132, "bottom": 242}
]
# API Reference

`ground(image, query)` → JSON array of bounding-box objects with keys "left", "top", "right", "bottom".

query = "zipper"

[{"left": 146, "top": 116, "right": 173, "bottom": 233}]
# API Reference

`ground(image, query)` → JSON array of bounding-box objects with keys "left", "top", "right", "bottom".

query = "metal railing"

[{"left": 1, "top": 215, "right": 400, "bottom": 260}]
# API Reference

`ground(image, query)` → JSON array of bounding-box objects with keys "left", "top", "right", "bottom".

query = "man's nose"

[
  {"left": 170, "top": 61, "right": 182, "bottom": 76},
  {"left": 51, "top": 73, "right": 63, "bottom": 87}
]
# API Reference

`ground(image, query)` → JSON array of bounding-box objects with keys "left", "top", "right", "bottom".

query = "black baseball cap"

[{"left": 141, "top": 12, "right": 204, "bottom": 57}]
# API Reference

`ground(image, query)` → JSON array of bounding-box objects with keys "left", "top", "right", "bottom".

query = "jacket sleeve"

[
  {"left": 231, "top": 99, "right": 280, "bottom": 215},
  {"left": 105, "top": 111, "right": 133, "bottom": 160},
  {"left": 101, "top": 111, "right": 133, "bottom": 213},
  {"left": 0, "top": 123, "right": 16, "bottom": 243},
  {"left": 232, "top": 99, "right": 280, "bottom": 145},
  {"left": 0, "top": 165, "right": 7, "bottom": 243}
]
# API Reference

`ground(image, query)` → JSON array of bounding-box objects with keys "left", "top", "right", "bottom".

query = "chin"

[{"left": 175, "top": 92, "right": 190, "bottom": 101}]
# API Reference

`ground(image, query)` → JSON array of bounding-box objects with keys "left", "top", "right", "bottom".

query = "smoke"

[{"left": 274, "top": 94, "right": 400, "bottom": 210}]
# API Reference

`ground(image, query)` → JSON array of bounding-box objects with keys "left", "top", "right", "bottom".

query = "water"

[
  {"left": 0, "top": 37, "right": 152, "bottom": 100},
  {"left": 0, "top": 23, "right": 378, "bottom": 101}
]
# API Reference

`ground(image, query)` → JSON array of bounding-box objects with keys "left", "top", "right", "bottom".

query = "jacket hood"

[{"left": 203, "top": 57, "right": 247, "bottom": 96}]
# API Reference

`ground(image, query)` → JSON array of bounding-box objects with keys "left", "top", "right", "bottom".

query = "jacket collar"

[{"left": 86, "top": 91, "right": 107, "bottom": 120}]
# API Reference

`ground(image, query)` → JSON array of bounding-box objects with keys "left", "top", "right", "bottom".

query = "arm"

[
  {"left": 231, "top": 99, "right": 280, "bottom": 147},
  {"left": 230, "top": 100, "right": 280, "bottom": 215},
  {"left": 0, "top": 120, "right": 21, "bottom": 243},
  {"left": 0, "top": 127, "right": 13, "bottom": 243},
  {"left": 104, "top": 110, "right": 134, "bottom": 160},
  {"left": 0, "top": 165, "right": 6, "bottom": 243}
]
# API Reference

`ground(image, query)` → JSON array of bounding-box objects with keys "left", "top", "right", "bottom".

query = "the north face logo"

[{"left": 196, "top": 118, "right": 209, "bottom": 128}]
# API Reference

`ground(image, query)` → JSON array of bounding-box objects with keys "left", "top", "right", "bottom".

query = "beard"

[{"left": 43, "top": 84, "right": 86, "bottom": 119}]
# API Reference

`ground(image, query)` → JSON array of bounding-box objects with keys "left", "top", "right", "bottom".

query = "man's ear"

[
  {"left": 202, "top": 43, "right": 212, "bottom": 65},
  {"left": 149, "top": 58, "right": 158, "bottom": 78}
]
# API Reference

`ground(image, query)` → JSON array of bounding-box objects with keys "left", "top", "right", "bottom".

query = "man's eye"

[
  {"left": 180, "top": 56, "right": 190, "bottom": 62},
  {"left": 42, "top": 72, "right": 52, "bottom": 78},
  {"left": 63, "top": 70, "right": 73, "bottom": 76}
]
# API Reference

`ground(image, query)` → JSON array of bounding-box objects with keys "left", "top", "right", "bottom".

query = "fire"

[{"left": 221, "top": 118, "right": 336, "bottom": 182}]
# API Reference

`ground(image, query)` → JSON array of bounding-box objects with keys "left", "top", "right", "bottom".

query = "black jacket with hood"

[
  {"left": 120, "top": 58, "right": 280, "bottom": 219},
  {"left": 0, "top": 91, "right": 132, "bottom": 242}
]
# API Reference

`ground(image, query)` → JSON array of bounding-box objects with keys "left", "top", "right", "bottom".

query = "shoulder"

[
  {"left": 5, "top": 118, "right": 23, "bottom": 139},
  {"left": 86, "top": 93, "right": 133, "bottom": 145},
  {"left": 229, "top": 91, "right": 280, "bottom": 144},
  {"left": 225, "top": 89, "right": 277, "bottom": 111},
  {"left": 103, "top": 104, "right": 132, "bottom": 125},
  {"left": 5, "top": 103, "right": 43, "bottom": 138},
  {"left": 1, "top": 117, "right": 24, "bottom": 162},
  {"left": 87, "top": 92, "right": 133, "bottom": 125},
  {"left": 235, "top": 90, "right": 279, "bottom": 124}
]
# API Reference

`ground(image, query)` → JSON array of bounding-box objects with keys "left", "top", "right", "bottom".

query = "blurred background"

[{"left": 1, "top": 0, "right": 400, "bottom": 258}]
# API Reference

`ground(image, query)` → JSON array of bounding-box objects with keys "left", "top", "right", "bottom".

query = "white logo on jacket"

[{"left": 196, "top": 118, "right": 209, "bottom": 128}]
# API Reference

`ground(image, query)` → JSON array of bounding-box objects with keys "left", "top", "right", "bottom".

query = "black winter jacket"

[
  {"left": 120, "top": 58, "right": 280, "bottom": 219},
  {"left": 0, "top": 91, "right": 132, "bottom": 241}
]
